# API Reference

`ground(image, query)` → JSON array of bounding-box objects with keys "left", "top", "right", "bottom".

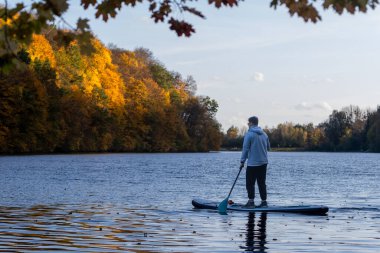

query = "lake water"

[{"left": 0, "top": 152, "right": 379, "bottom": 252}]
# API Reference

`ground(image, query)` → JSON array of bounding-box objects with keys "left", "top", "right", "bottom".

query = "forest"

[
  {"left": 2, "top": 28, "right": 379, "bottom": 154},
  {"left": 223, "top": 105, "right": 380, "bottom": 152},
  {"left": 0, "top": 32, "right": 222, "bottom": 153},
  {"left": 2, "top": 30, "right": 379, "bottom": 154}
]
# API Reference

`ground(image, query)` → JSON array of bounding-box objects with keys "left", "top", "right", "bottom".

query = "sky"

[{"left": 26, "top": 1, "right": 380, "bottom": 130}]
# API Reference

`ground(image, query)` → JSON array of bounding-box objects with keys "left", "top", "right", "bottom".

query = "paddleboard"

[{"left": 192, "top": 199, "right": 328, "bottom": 215}]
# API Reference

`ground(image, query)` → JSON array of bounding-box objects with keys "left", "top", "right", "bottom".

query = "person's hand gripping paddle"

[{"left": 218, "top": 164, "right": 244, "bottom": 214}]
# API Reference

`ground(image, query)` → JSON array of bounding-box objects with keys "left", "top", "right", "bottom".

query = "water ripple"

[{"left": 1, "top": 152, "right": 380, "bottom": 252}]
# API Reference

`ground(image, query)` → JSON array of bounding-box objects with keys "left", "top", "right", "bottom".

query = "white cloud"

[
  {"left": 197, "top": 76, "right": 223, "bottom": 89},
  {"left": 158, "top": 32, "right": 316, "bottom": 57},
  {"left": 211, "top": 75, "right": 222, "bottom": 81},
  {"left": 175, "top": 59, "right": 204, "bottom": 66},
  {"left": 140, "top": 16, "right": 151, "bottom": 24},
  {"left": 227, "top": 116, "right": 246, "bottom": 127},
  {"left": 252, "top": 72, "right": 264, "bottom": 82},
  {"left": 233, "top": 98, "right": 242, "bottom": 104},
  {"left": 227, "top": 97, "right": 242, "bottom": 104},
  {"left": 295, "top": 101, "right": 332, "bottom": 111}
]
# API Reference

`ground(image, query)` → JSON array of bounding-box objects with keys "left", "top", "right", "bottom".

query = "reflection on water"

[
  {"left": 1, "top": 204, "right": 380, "bottom": 252},
  {"left": 241, "top": 212, "right": 267, "bottom": 252},
  {"left": 0, "top": 204, "right": 198, "bottom": 252}
]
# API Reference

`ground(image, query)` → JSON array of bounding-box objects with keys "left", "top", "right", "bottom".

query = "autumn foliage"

[{"left": 0, "top": 34, "right": 222, "bottom": 153}]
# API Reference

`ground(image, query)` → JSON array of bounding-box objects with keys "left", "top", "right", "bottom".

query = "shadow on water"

[{"left": 240, "top": 212, "right": 267, "bottom": 252}]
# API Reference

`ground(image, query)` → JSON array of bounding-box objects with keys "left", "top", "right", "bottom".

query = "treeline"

[
  {"left": 0, "top": 32, "right": 222, "bottom": 153},
  {"left": 223, "top": 105, "right": 380, "bottom": 152}
]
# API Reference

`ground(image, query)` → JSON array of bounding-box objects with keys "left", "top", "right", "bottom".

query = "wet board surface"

[{"left": 192, "top": 199, "right": 329, "bottom": 215}]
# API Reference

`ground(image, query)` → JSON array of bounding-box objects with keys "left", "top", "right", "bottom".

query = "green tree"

[
  {"left": 149, "top": 62, "right": 176, "bottom": 90},
  {"left": 322, "top": 110, "right": 352, "bottom": 150},
  {"left": 338, "top": 105, "right": 367, "bottom": 151},
  {"left": 183, "top": 97, "right": 222, "bottom": 151},
  {"left": 367, "top": 107, "right": 380, "bottom": 152},
  {"left": 0, "top": 68, "right": 49, "bottom": 153},
  {"left": 32, "top": 58, "right": 63, "bottom": 151}
]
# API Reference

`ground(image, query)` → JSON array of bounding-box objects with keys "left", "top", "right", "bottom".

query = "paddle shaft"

[{"left": 226, "top": 167, "right": 243, "bottom": 200}]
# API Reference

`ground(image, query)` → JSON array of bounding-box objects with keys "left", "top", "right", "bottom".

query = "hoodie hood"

[
  {"left": 249, "top": 126, "right": 264, "bottom": 135},
  {"left": 241, "top": 125, "right": 270, "bottom": 166}
]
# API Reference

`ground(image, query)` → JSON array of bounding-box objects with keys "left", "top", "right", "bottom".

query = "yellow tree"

[
  {"left": 82, "top": 39, "right": 125, "bottom": 109},
  {"left": 110, "top": 49, "right": 150, "bottom": 150},
  {"left": 28, "top": 34, "right": 57, "bottom": 68},
  {"left": 227, "top": 126, "right": 239, "bottom": 139}
]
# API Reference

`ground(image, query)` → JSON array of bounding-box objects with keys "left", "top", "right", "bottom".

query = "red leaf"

[{"left": 168, "top": 18, "right": 195, "bottom": 37}]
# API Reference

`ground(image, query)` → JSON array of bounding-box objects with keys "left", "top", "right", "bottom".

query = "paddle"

[{"left": 218, "top": 166, "right": 243, "bottom": 214}]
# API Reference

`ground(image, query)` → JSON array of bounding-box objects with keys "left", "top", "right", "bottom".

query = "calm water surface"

[{"left": 0, "top": 152, "right": 379, "bottom": 252}]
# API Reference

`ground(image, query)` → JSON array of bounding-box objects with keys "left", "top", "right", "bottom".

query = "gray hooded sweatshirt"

[{"left": 240, "top": 126, "right": 270, "bottom": 166}]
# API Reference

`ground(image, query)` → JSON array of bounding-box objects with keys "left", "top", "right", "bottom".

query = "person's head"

[{"left": 248, "top": 116, "right": 259, "bottom": 127}]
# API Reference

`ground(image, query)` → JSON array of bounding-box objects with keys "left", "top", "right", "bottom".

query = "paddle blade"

[{"left": 217, "top": 198, "right": 228, "bottom": 214}]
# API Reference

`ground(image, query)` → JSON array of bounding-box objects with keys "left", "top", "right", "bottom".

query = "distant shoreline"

[{"left": 1, "top": 148, "right": 376, "bottom": 156}]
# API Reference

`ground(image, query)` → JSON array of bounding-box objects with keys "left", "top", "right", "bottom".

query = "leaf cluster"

[
  {"left": 1, "top": 1, "right": 92, "bottom": 71},
  {"left": 2, "top": 0, "right": 379, "bottom": 71},
  {"left": 270, "top": 0, "right": 379, "bottom": 23}
]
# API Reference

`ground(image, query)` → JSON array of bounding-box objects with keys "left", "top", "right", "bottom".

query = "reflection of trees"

[
  {"left": 0, "top": 205, "right": 173, "bottom": 252},
  {"left": 241, "top": 212, "right": 267, "bottom": 252}
]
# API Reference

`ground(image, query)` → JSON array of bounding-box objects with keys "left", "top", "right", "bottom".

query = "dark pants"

[{"left": 246, "top": 164, "right": 267, "bottom": 201}]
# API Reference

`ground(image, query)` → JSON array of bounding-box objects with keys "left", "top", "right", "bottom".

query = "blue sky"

[{"left": 25, "top": 1, "right": 380, "bottom": 130}]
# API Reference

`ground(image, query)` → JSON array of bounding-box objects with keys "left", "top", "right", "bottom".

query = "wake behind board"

[{"left": 192, "top": 199, "right": 328, "bottom": 215}]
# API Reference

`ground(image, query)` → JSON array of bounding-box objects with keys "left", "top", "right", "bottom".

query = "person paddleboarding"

[{"left": 240, "top": 116, "right": 271, "bottom": 208}]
